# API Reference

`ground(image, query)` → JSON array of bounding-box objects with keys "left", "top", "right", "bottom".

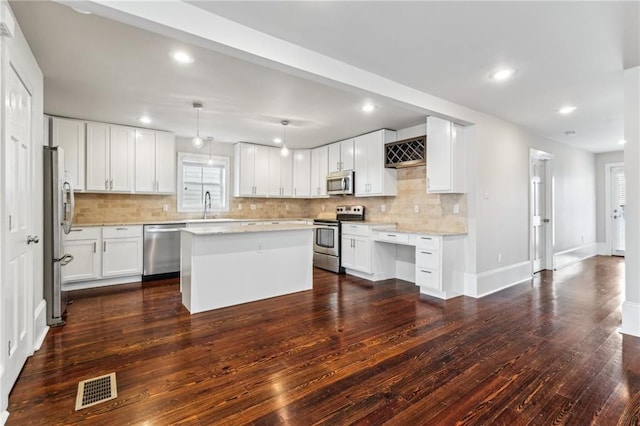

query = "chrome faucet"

[{"left": 203, "top": 191, "right": 212, "bottom": 219}]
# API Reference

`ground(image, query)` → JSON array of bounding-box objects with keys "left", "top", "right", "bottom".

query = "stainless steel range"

[{"left": 313, "top": 205, "right": 365, "bottom": 273}]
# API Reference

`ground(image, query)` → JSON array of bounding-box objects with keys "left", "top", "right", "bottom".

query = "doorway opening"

[{"left": 530, "top": 149, "right": 554, "bottom": 273}]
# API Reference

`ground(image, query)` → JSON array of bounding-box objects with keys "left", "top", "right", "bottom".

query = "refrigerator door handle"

[
  {"left": 62, "top": 176, "right": 75, "bottom": 234},
  {"left": 54, "top": 254, "right": 74, "bottom": 266}
]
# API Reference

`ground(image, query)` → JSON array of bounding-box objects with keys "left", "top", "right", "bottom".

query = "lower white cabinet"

[
  {"left": 341, "top": 223, "right": 396, "bottom": 279},
  {"left": 102, "top": 226, "right": 143, "bottom": 277},
  {"left": 341, "top": 234, "right": 371, "bottom": 273},
  {"left": 62, "top": 227, "right": 101, "bottom": 282},
  {"left": 63, "top": 225, "right": 143, "bottom": 287}
]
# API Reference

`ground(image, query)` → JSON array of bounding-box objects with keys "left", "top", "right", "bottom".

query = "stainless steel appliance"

[
  {"left": 142, "top": 223, "right": 185, "bottom": 281},
  {"left": 326, "top": 170, "right": 355, "bottom": 196},
  {"left": 313, "top": 205, "right": 365, "bottom": 273},
  {"left": 43, "top": 146, "right": 75, "bottom": 326}
]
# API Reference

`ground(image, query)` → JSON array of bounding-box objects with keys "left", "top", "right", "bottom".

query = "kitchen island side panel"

[{"left": 182, "top": 229, "right": 313, "bottom": 313}]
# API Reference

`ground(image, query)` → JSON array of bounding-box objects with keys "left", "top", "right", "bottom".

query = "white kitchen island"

[{"left": 180, "top": 224, "right": 315, "bottom": 314}]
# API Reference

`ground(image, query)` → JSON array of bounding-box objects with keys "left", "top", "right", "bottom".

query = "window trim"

[{"left": 177, "top": 152, "right": 230, "bottom": 213}]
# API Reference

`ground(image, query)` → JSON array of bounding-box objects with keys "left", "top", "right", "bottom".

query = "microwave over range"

[{"left": 326, "top": 170, "right": 355, "bottom": 195}]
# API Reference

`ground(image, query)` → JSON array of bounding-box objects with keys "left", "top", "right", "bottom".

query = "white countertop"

[{"left": 181, "top": 223, "right": 317, "bottom": 235}]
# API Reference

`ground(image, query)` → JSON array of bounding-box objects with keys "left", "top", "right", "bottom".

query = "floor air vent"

[{"left": 75, "top": 372, "right": 117, "bottom": 410}]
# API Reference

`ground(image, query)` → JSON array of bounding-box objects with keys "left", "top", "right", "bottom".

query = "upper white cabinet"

[
  {"left": 51, "top": 117, "right": 85, "bottom": 191},
  {"left": 292, "top": 149, "right": 311, "bottom": 198},
  {"left": 328, "top": 138, "right": 354, "bottom": 173},
  {"left": 135, "top": 129, "right": 176, "bottom": 193},
  {"left": 234, "top": 143, "right": 269, "bottom": 197},
  {"left": 354, "top": 129, "right": 397, "bottom": 197},
  {"left": 426, "top": 116, "right": 466, "bottom": 194},
  {"left": 267, "top": 147, "right": 293, "bottom": 197},
  {"left": 310, "top": 145, "right": 329, "bottom": 197},
  {"left": 86, "top": 122, "right": 135, "bottom": 192}
]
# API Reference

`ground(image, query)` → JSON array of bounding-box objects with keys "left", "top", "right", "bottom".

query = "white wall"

[{"left": 595, "top": 151, "right": 624, "bottom": 243}]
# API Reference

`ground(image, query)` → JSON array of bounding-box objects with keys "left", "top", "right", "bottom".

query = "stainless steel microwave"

[{"left": 326, "top": 170, "right": 354, "bottom": 195}]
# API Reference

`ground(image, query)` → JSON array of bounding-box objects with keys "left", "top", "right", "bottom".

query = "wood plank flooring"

[{"left": 8, "top": 256, "right": 640, "bottom": 425}]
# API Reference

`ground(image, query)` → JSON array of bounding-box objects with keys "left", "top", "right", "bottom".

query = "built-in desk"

[{"left": 348, "top": 227, "right": 466, "bottom": 300}]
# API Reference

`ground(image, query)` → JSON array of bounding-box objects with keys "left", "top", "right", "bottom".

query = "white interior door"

[
  {"left": 611, "top": 166, "right": 625, "bottom": 256},
  {"left": 3, "top": 64, "right": 33, "bottom": 395},
  {"left": 531, "top": 158, "right": 547, "bottom": 273}
]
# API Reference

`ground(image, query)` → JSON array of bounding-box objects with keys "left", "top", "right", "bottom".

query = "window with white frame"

[{"left": 177, "top": 152, "right": 229, "bottom": 212}]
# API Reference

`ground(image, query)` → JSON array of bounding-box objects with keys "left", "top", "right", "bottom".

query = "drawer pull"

[
  {"left": 420, "top": 251, "right": 433, "bottom": 255},
  {"left": 420, "top": 270, "right": 432, "bottom": 274},
  {"left": 70, "top": 229, "right": 83, "bottom": 232},
  {"left": 421, "top": 237, "right": 432, "bottom": 240},
  {"left": 116, "top": 227, "right": 128, "bottom": 231},
  {"left": 386, "top": 234, "right": 396, "bottom": 237}
]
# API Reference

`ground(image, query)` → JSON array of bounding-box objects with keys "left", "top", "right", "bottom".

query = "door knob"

[
  {"left": 542, "top": 218, "right": 550, "bottom": 223},
  {"left": 27, "top": 235, "right": 39, "bottom": 244}
]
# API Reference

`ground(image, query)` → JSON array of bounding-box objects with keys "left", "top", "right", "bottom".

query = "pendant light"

[
  {"left": 280, "top": 120, "right": 290, "bottom": 157},
  {"left": 207, "top": 137, "right": 214, "bottom": 165},
  {"left": 192, "top": 102, "right": 204, "bottom": 148}
]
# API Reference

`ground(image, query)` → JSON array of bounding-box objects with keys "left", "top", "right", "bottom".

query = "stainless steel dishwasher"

[{"left": 142, "top": 223, "right": 186, "bottom": 281}]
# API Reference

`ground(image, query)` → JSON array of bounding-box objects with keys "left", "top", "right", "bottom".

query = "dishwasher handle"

[{"left": 145, "top": 228, "right": 182, "bottom": 233}]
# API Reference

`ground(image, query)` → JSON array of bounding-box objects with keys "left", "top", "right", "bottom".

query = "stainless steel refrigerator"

[{"left": 43, "top": 145, "right": 75, "bottom": 326}]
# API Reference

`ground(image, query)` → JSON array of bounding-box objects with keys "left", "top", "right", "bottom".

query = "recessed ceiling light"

[
  {"left": 564, "top": 130, "right": 576, "bottom": 136},
  {"left": 558, "top": 105, "right": 577, "bottom": 114},
  {"left": 489, "top": 68, "right": 516, "bottom": 81},
  {"left": 139, "top": 116, "right": 152, "bottom": 125},
  {"left": 171, "top": 51, "right": 194, "bottom": 64},
  {"left": 361, "top": 103, "right": 376, "bottom": 113},
  {"left": 273, "top": 137, "right": 282, "bottom": 144},
  {"left": 618, "top": 139, "right": 627, "bottom": 145}
]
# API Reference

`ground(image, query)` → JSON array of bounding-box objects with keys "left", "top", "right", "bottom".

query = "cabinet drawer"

[
  {"left": 342, "top": 224, "right": 371, "bottom": 237},
  {"left": 416, "top": 235, "right": 440, "bottom": 250},
  {"left": 375, "top": 231, "right": 409, "bottom": 244},
  {"left": 64, "top": 227, "right": 101, "bottom": 241},
  {"left": 102, "top": 225, "right": 143, "bottom": 239},
  {"left": 416, "top": 249, "right": 440, "bottom": 269},
  {"left": 416, "top": 268, "right": 441, "bottom": 290}
]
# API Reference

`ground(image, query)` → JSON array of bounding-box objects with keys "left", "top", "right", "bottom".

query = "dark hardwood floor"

[{"left": 7, "top": 256, "right": 640, "bottom": 425}]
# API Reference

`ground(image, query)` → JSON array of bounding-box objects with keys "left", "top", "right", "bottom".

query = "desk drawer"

[
  {"left": 416, "top": 235, "right": 440, "bottom": 250},
  {"left": 416, "top": 249, "right": 440, "bottom": 269},
  {"left": 416, "top": 268, "right": 441, "bottom": 290},
  {"left": 376, "top": 231, "right": 409, "bottom": 244}
]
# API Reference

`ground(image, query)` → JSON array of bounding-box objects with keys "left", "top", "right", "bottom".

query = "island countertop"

[{"left": 180, "top": 223, "right": 316, "bottom": 235}]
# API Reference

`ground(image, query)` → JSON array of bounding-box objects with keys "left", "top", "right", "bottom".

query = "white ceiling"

[{"left": 10, "top": 1, "right": 640, "bottom": 153}]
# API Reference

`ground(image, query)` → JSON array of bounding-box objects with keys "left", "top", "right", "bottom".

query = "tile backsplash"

[{"left": 74, "top": 166, "right": 466, "bottom": 233}]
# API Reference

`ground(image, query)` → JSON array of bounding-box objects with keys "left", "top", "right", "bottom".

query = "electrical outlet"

[
  {"left": 238, "top": 204, "right": 243, "bottom": 210},
  {"left": 250, "top": 204, "right": 256, "bottom": 210},
  {"left": 381, "top": 204, "right": 386, "bottom": 212},
  {"left": 414, "top": 205, "right": 420, "bottom": 213},
  {"left": 321, "top": 205, "right": 325, "bottom": 211},
  {"left": 453, "top": 204, "right": 459, "bottom": 214},
  {"left": 497, "top": 253, "right": 502, "bottom": 264},
  {"left": 162, "top": 204, "right": 169, "bottom": 212}
]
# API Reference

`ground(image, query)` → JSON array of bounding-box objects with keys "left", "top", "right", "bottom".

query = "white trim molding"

[
  {"left": 553, "top": 243, "right": 598, "bottom": 270},
  {"left": 33, "top": 299, "right": 48, "bottom": 351},
  {"left": 621, "top": 301, "right": 640, "bottom": 337},
  {"left": 464, "top": 261, "right": 532, "bottom": 298}
]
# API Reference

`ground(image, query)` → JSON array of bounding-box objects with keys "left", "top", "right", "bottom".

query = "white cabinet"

[
  {"left": 102, "top": 226, "right": 143, "bottom": 277},
  {"left": 61, "top": 227, "right": 101, "bottom": 282},
  {"left": 135, "top": 129, "right": 176, "bottom": 193},
  {"left": 267, "top": 147, "right": 293, "bottom": 197},
  {"left": 354, "top": 129, "right": 397, "bottom": 196},
  {"left": 328, "top": 138, "right": 354, "bottom": 172},
  {"left": 234, "top": 143, "right": 269, "bottom": 197},
  {"left": 86, "top": 122, "right": 135, "bottom": 192},
  {"left": 310, "top": 145, "right": 329, "bottom": 197},
  {"left": 426, "top": 116, "right": 466, "bottom": 194},
  {"left": 292, "top": 149, "right": 311, "bottom": 197},
  {"left": 51, "top": 117, "right": 85, "bottom": 191},
  {"left": 341, "top": 234, "right": 371, "bottom": 273}
]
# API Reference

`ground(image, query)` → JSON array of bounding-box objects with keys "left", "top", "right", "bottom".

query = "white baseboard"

[
  {"left": 464, "top": 261, "right": 532, "bottom": 298},
  {"left": 596, "top": 242, "right": 609, "bottom": 256},
  {"left": 33, "top": 299, "right": 48, "bottom": 351},
  {"left": 62, "top": 275, "right": 142, "bottom": 291},
  {"left": 621, "top": 301, "right": 640, "bottom": 337},
  {"left": 1, "top": 410, "right": 9, "bottom": 426},
  {"left": 553, "top": 243, "right": 598, "bottom": 270}
]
